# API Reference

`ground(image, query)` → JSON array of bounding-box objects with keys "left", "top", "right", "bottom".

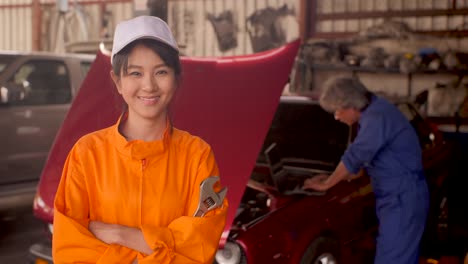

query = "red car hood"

[{"left": 34, "top": 40, "right": 300, "bottom": 236}]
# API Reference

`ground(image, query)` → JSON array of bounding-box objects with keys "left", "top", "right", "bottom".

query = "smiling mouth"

[{"left": 138, "top": 96, "right": 160, "bottom": 102}]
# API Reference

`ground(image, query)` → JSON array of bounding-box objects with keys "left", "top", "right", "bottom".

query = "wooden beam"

[
  {"left": 0, "top": 3, "right": 31, "bottom": 9},
  {"left": 39, "top": 0, "right": 132, "bottom": 7},
  {"left": 299, "top": 0, "right": 310, "bottom": 42},
  {"left": 311, "top": 30, "right": 468, "bottom": 39},
  {"left": 32, "top": 0, "right": 41, "bottom": 51},
  {"left": 316, "top": 8, "right": 468, "bottom": 21},
  {"left": 308, "top": 0, "right": 316, "bottom": 41}
]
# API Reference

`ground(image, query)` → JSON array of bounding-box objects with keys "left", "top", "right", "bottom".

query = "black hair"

[{"left": 112, "top": 38, "right": 181, "bottom": 79}]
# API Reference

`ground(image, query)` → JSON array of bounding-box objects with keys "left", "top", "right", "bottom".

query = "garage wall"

[
  {"left": 309, "top": 0, "right": 468, "bottom": 53},
  {"left": 0, "top": 0, "right": 133, "bottom": 53},
  {"left": 295, "top": 0, "right": 468, "bottom": 117},
  {"left": 167, "top": 0, "right": 300, "bottom": 57},
  {"left": 40, "top": 0, "right": 134, "bottom": 53},
  {"left": 313, "top": 0, "right": 468, "bottom": 38},
  {"left": 1, "top": 0, "right": 301, "bottom": 56},
  {"left": 0, "top": 0, "right": 33, "bottom": 51}
]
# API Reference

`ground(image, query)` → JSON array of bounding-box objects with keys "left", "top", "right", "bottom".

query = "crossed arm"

[
  {"left": 88, "top": 221, "right": 153, "bottom": 256},
  {"left": 53, "top": 180, "right": 228, "bottom": 264},
  {"left": 53, "top": 146, "right": 228, "bottom": 264}
]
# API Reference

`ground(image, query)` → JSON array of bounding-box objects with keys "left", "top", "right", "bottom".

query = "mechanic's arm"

[
  {"left": 304, "top": 161, "right": 351, "bottom": 191},
  {"left": 323, "top": 161, "right": 352, "bottom": 188},
  {"left": 346, "top": 168, "right": 366, "bottom": 181},
  {"left": 305, "top": 113, "right": 388, "bottom": 192},
  {"left": 53, "top": 148, "right": 137, "bottom": 264}
]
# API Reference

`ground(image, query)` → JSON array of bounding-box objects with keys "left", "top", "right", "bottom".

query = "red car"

[
  {"left": 214, "top": 96, "right": 454, "bottom": 264},
  {"left": 29, "top": 40, "right": 454, "bottom": 263}
]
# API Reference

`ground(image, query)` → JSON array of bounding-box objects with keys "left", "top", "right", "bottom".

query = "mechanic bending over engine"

[{"left": 303, "top": 76, "right": 429, "bottom": 264}]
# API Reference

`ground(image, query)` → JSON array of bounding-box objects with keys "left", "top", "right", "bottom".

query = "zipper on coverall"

[{"left": 139, "top": 159, "right": 147, "bottom": 226}]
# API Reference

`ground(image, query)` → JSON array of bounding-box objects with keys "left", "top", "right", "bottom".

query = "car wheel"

[{"left": 300, "top": 237, "right": 340, "bottom": 264}]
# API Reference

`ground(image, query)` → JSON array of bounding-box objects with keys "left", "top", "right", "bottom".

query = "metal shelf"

[{"left": 308, "top": 63, "right": 468, "bottom": 97}]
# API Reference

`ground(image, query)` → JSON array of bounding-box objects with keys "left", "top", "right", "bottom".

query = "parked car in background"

[
  {"left": 0, "top": 51, "right": 94, "bottom": 215},
  {"left": 213, "top": 95, "right": 455, "bottom": 264}
]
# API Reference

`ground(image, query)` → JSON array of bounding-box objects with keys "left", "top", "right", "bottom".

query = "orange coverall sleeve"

[
  {"left": 139, "top": 147, "right": 229, "bottom": 264},
  {"left": 52, "top": 146, "right": 137, "bottom": 264}
]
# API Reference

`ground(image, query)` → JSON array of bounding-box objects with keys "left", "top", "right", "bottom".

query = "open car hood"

[{"left": 35, "top": 40, "right": 300, "bottom": 235}]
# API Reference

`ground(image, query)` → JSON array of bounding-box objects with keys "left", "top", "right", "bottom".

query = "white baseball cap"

[{"left": 111, "top": 16, "right": 178, "bottom": 64}]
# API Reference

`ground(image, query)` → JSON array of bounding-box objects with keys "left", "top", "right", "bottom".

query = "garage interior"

[
  {"left": 296, "top": 2, "right": 468, "bottom": 263},
  {"left": 0, "top": 0, "right": 467, "bottom": 263}
]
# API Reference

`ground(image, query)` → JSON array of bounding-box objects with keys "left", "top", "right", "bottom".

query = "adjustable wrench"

[{"left": 193, "top": 176, "right": 227, "bottom": 217}]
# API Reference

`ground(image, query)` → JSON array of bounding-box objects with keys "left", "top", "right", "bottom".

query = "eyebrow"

[{"left": 126, "top": 63, "right": 167, "bottom": 69}]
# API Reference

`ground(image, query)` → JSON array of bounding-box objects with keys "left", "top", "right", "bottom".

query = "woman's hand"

[
  {"left": 88, "top": 221, "right": 123, "bottom": 245},
  {"left": 89, "top": 221, "right": 153, "bottom": 255},
  {"left": 303, "top": 174, "right": 330, "bottom": 192}
]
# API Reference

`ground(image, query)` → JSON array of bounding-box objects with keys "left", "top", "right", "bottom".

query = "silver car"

[{"left": 0, "top": 51, "right": 95, "bottom": 213}]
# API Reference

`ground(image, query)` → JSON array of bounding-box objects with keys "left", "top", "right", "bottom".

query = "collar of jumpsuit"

[{"left": 113, "top": 114, "right": 171, "bottom": 160}]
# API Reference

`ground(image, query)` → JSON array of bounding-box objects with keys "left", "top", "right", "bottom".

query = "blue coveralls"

[{"left": 341, "top": 96, "right": 429, "bottom": 264}]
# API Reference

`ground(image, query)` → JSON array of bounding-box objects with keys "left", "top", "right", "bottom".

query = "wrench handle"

[{"left": 194, "top": 209, "right": 205, "bottom": 217}]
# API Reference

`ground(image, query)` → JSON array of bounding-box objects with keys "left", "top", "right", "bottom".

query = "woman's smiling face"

[{"left": 112, "top": 43, "right": 177, "bottom": 122}]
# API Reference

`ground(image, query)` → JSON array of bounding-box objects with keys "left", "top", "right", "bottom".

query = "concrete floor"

[{"left": 0, "top": 207, "right": 44, "bottom": 263}]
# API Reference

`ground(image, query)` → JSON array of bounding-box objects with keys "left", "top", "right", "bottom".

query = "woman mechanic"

[
  {"left": 304, "top": 76, "right": 429, "bottom": 264},
  {"left": 52, "top": 16, "right": 228, "bottom": 263}
]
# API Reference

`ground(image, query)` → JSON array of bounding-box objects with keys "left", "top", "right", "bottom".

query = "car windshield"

[{"left": 0, "top": 55, "right": 16, "bottom": 74}]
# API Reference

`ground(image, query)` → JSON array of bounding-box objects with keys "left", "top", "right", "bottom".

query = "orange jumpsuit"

[{"left": 53, "top": 120, "right": 228, "bottom": 264}]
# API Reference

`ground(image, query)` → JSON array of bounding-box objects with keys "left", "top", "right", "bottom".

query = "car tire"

[{"left": 300, "top": 236, "right": 340, "bottom": 264}]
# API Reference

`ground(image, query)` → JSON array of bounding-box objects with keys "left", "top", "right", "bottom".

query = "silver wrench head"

[
  {"left": 194, "top": 176, "right": 228, "bottom": 217},
  {"left": 200, "top": 176, "right": 226, "bottom": 207},
  {"left": 201, "top": 186, "right": 227, "bottom": 211}
]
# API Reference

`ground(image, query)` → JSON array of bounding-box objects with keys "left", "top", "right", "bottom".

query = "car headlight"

[
  {"left": 48, "top": 223, "right": 54, "bottom": 235},
  {"left": 33, "top": 194, "right": 53, "bottom": 215},
  {"left": 215, "top": 242, "right": 245, "bottom": 264}
]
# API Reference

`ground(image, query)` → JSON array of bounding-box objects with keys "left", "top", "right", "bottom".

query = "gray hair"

[{"left": 319, "top": 76, "right": 372, "bottom": 113}]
